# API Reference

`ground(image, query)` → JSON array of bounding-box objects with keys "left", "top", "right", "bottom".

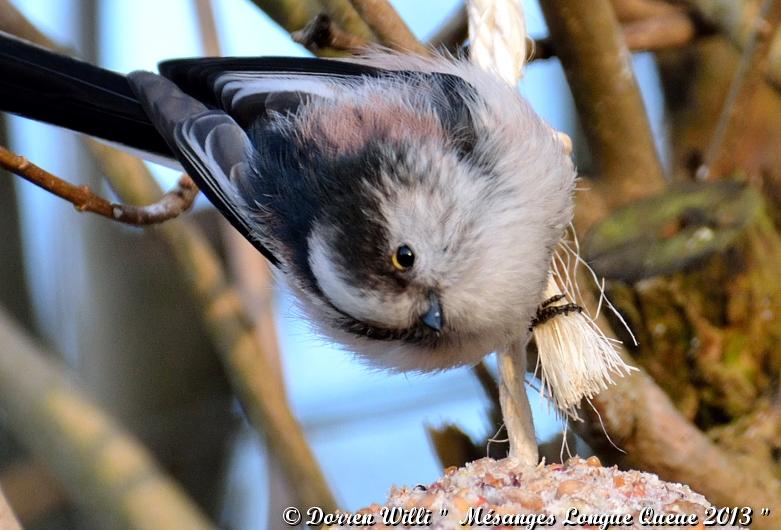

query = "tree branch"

[
  {"left": 428, "top": 4, "right": 698, "bottom": 61},
  {"left": 0, "top": 146, "right": 198, "bottom": 226},
  {"left": 575, "top": 317, "right": 781, "bottom": 530},
  {"left": 248, "top": 0, "right": 376, "bottom": 45},
  {"left": 682, "top": 0, "right": 781, "bottom": 91},
  {"left": 246, "top": 0, "right": 320, "bottom": 33},
  {"left": 292, "top": 12, "right": 369, "bottom": 52},
  {"left": 427, "top": 5, "right": 467, "bottom": 50},
  {"left": 0, "top": 306, "right": 217, "bottom": 530},
  {"left": 540, "top": 0, "right": 667, "bottom": 210},
  {"left": 318, "top": 0, "right": 377, "bottom": 42},
  {"left": 347, "top": 0, "right": 428, "bottom": 54},
  {"left": 611, "top": 0, "right": 688, "bottom": 22}
]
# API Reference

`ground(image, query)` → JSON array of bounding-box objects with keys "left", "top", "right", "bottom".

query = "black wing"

[{"left": 159, "top": 57, "right": 388, "bottom": 128}]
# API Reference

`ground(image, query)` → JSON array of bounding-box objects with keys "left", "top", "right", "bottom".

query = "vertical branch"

[{"left": 540, "top": 0, "right": 666, "bottom": 209}]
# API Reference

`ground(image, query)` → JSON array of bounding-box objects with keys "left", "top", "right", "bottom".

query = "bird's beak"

[{"left": 420, "top": 292, "right": 443, "bottom": 332}]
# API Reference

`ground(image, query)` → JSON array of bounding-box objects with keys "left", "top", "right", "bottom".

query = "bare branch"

[
  {"left": 622, "top": 11, "right": 699, "bottom": 51},
  {"left": 575, "top": 326, "right": 781, "bottom": 530},
  {"left": 246, "top": 0, "right": 320, "bottom": 33},
  {"left": 347, "top": 0, "right": 428, "bottom": 54},
  {"left": 1, "top": 461, "right": 66, "bottom": 527},
  {"left": 427, "top": 5, "right": 467, "bottom": 51},
  {"left": 318, "top": 0, "right": 377, "bottom": 42},
  {"left": 428, "top": 5, "right": 697, "bottom": 61},
  {"left": 194, "top": 0, "right": 221, "bottom": 56},
  {"left": 0, "top": 146, "right": 198, "bottom": 226},
  {"left": 611, "top": 0, "right": 688, "bottom": 22},
  {"left": 292, "top": 12, "right": 369, "bottom": 52},
  {"left": 540, "top": 0, "right": 666, "bottom": 209},
  {"left": 682, "top": 0, "right": 781, "bottom": 92},
  {"left": 248, "top": 0, "right": 376, "bottom": 45},
  {"left": 0, "top": 306, "right": 217, "bottom": 530}
]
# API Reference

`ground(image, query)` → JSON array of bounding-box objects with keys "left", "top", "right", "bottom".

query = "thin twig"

[
  {"left": 292, "top": 13, "right": 369, "bottom": 52},
  {"left": 697, "top": 0, "right": 776, "bottom": 180},
  {"left": 0, "top": 146, "right": 198, "bottom": 225},
  {"left": 682, "top": 0, "right": 781, "bottom": 92},
  {"left": 347, "top": 0, "right": 428, "bottom": 54},
  {"left": 195, "top": 0, "right": 221, "bottom": 56}
]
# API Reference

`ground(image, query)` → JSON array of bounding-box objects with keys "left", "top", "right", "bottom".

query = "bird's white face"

[{"left": 303, "top": 131, "right": 575, "bottom": 372}]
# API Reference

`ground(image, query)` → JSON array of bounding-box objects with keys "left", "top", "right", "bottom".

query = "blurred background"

[{"left": 5, "top": 0, "right": 780, "bottom": 529}]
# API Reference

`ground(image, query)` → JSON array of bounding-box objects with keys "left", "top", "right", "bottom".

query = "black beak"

[{"left": 420, "top": 292, "right": 443, "bottom": 332}]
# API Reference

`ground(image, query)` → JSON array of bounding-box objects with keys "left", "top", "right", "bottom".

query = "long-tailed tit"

[{"left": 0, "top": 32, "right": 576, "bottom": 372}]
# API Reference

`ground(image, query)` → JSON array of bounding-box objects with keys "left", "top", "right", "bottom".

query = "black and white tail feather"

[{"left": 0, "top": 30, "right": 581, "bottom": 374}]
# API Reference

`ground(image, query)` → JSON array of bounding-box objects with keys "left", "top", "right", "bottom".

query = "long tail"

[{"left": 0, "top": 31, "right": 171, "bottom": 157}]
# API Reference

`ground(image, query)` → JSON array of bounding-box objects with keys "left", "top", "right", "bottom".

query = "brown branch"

[
  {"left": 246, "top": 0, "right": 320, "bottom": 33},
  {"left": 292, "top": 12, "right": 369, "bottom": 52},
  {"left": 427, "top": 5, "right": 467, "bottom": 51},
  {"left": 682, "top": 0, "right": 781, "bottom": 92},
  {"left": 318, "top": 0, "right": 377, "bottom": 42},
  {"left": 247, "top": 0, "right": 376, "bottom": 46},
  {"left": 347, "top": 0, "right": 427, "bottom": 54},
  {"left": 0, "top": 146, "right": 198, "bottom": 226},
  {"left": 195, "top": 0, "right": 221, "bottom": 56},
  {"left": 622, "top": 10, "right": 699, "bottom": 51},
  {"left": 611, "top": 0, "right": 688, "bottom": 22},
  {"left": 0, "top": 306, "right": 217, "bottom": 529},
  {"left": 428, "top": 4, "right": 697, "bottom": 61},
  {"left": 540, "top": 0, "right": 666, "bottom": 211},
  {"left": 574, "top": 320, "right": 781, "bottom": 530}
]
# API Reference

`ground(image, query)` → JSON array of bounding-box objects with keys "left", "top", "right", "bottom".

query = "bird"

[{"left": 0, "top": 31, "right": 576, "bottom": 372}]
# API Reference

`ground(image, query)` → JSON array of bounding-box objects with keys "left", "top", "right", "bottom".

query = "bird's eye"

[{"left": 391, "top": 244, "right": 415, "bottom": 271}]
